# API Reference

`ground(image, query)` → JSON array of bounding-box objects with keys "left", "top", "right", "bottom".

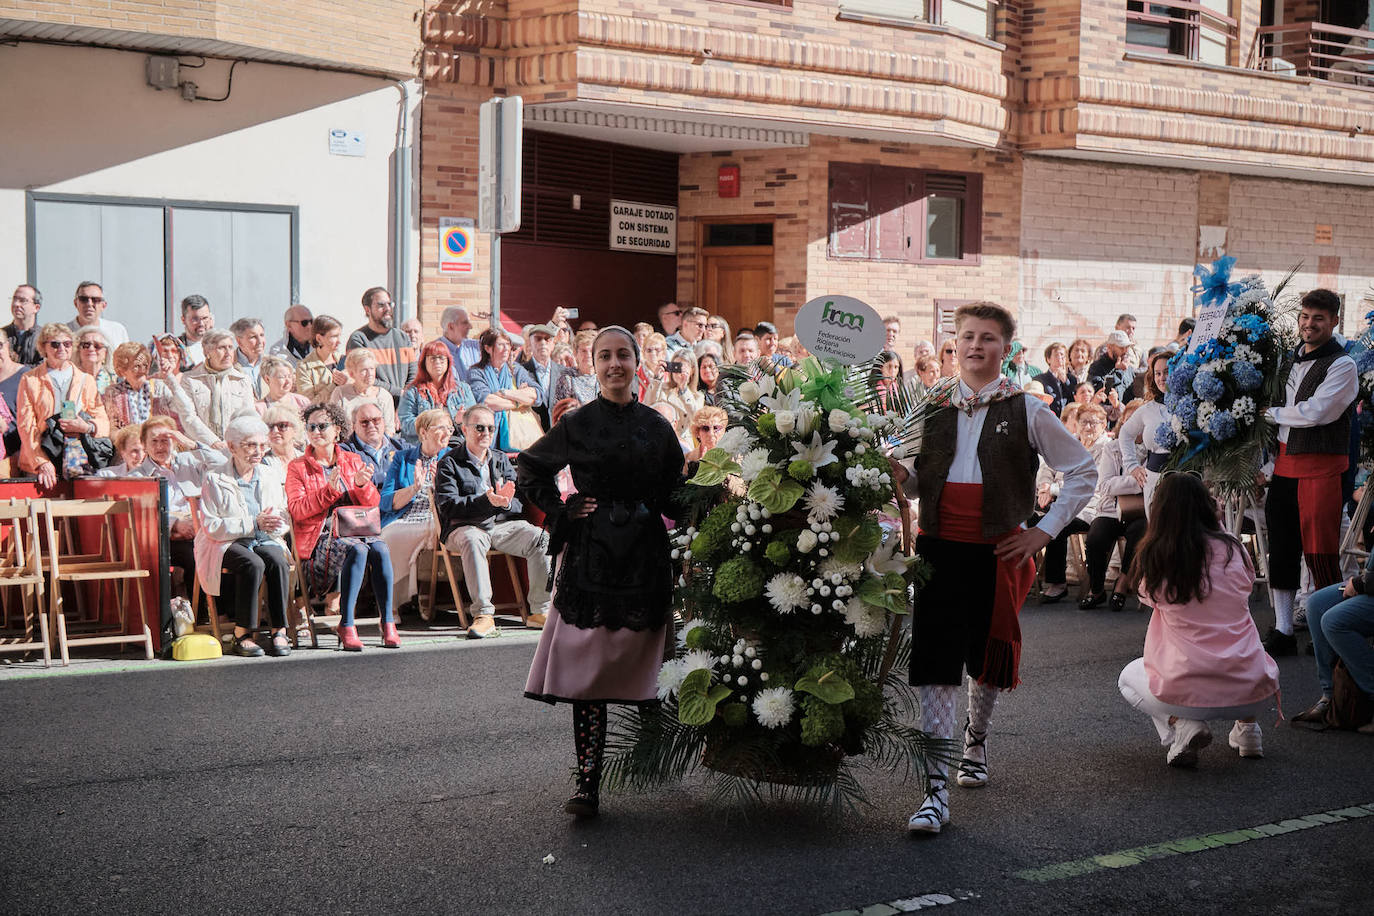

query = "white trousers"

[
  {"left": 444, "top": 520, "right": 552, "bottom": 617},
  {"left": 380, "top": 518, "right": 434, "bottom": 611}
]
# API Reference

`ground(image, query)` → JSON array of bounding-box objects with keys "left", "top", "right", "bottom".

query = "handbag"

[
  {"left": 1118, "top": 492, "right": 1146, "bottom": 524},
  {"left": 504, "top": 407, "right": 544, "bottom": 451},
  {"left": 331, "top": 505, "right": 381, "bottom": 538}
]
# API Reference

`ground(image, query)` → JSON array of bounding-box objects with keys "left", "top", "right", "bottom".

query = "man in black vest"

[
  {"left": 891, "top": 301, "right": 1096, "bottom": 836},
  {"left": 1263, "top": 289, "right": 1357, "bottom": 656}
]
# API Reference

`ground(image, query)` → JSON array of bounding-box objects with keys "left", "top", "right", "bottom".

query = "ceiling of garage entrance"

[{"left": 524, "top": 101, "right": 808, "bottom": 153}]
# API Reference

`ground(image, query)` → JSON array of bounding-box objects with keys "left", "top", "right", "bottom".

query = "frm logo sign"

[{"left": 795, "top": 295, "right": 883, "bottom": 366}]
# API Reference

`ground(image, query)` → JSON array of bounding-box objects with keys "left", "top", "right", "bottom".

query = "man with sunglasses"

[
  {"left": 667, "top": 307, "right": 708, "bottom": 351},
  {"left": 268, "top": 304, "right": 315, "bottom": 367},
  {"left": 657, "top": 301, "right": 683, "bottom": 340},
  {"left": 435, "top": 404, "right": 552, "bottom": 637},
  {"left": 339, "top": 402, "right": 405, "bottom": 488},
  {"left": 66, "top": 281, "right": 129, "bottom": 348}
]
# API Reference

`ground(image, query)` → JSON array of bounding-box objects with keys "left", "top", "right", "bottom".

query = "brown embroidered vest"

[
  {"left": 916, "top": 395, "right": 1038, "bottom": 537},
  {"left": 1284, "top": 349, "right": 1354, "bottom": 456}
]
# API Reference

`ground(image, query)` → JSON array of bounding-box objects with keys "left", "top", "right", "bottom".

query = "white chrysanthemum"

[
  {"left": 792, "top": 432, "right": 839, "bottom": 469},
  {"left": 765, "top": 572, "right": 809, "bottom": 614},
  {"left": 829, "top": 408, "right": 851, "bottom": 433},
  {"left": 1197, "top": 400, "right": 1216, "bottom": 427},
  {"left": 1233, "top": 396, "right": 1257, "bottom": 424},
  {"left": 752, "top": 687, "right": 796, "bottom": 729},
  {"left": 739, "top": 448, "right": 773, "bottom": 482},
  {"left": 843, "top": 598, "right": 888, "bottom": 637},
  {"left": 717, "top": 426, "right": 755, "bottom": 456},
  {"left": 1170, "top": 414, "right": 1186, "bottom": 436},
  {"left": 804, "top": 481, "right": 845, "bottom": 525},
  {"left": 738, "top": 381, "right": 762, "bottom": 404},
  {"left": 797, "top": 529, "right": 818, "bottom": 553},
  {"left": 657, "top": 658, "right": 687, "bottom": 700},
  {"left": 681, "top": 649, "right": 716, "bottom": 676},
  {"left": 677, "top": 618, "right": 707, "bottom": 647},
  {"left": 774, "top": 410, "right": 797, "bottom": 435},
  {"left": 819, "top": 557, "right": 863, "bottom": 582},
  {"left": 1232, "top": 343, "right": 1261, "bottom": 365}
]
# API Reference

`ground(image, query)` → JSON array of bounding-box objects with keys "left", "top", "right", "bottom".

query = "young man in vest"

[
  {"left": 893, "top": 301, "right": 1096, "bottom": 835},
  {"left": 1263, "top": 288, "right": 1358, "bottom": 656}
]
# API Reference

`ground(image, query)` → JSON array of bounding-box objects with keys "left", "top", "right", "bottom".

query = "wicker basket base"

[{"left": 701, "top": 735, "right": 845, "bottom": 786}]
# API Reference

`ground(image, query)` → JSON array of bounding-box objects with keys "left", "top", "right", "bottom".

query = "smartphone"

[
  {"left": 566, "top": 308, "right": 580, "bottom": 319},
  {"left": 665, "top": 361, "right": 683, "bottom": 373}
]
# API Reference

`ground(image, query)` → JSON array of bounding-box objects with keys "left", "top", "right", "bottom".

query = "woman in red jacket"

[{"left": 286, "top": 402, "right": 397, "bottom": 651}]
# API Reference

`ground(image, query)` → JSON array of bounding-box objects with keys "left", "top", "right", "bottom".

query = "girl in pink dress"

[{"left": 1117, "top": 473, "right": 1280, "bottom": 767}]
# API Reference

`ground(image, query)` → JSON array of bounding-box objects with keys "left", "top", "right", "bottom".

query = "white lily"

[
  {"left": 791, "top": 432, "right": 839, "bottom": 468},
  {"left": 761, "top": 386, "right": 803, "bottom": 415},
  {"left": 866, "top": 536, "right": 912, "bottom": 577}
]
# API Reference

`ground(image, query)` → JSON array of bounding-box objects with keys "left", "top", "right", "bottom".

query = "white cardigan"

[{"left": 194, "top": 462, "right": 289, "bottom": 596}]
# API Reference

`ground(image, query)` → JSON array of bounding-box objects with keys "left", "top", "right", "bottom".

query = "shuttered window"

[{"left": 826, "top": 162, "right": 982, "bottom": 265}]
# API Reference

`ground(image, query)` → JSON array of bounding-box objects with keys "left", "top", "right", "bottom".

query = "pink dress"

[{"left": 1138, "top": 537, "right": 1279, "bottom": 713}]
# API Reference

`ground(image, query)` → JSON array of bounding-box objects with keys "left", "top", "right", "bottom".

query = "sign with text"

[
  {"left": 610, "top": 200, "right": 677, "bottom": 254},
  {"left": 328, "top": 128, "right": 366, "bottom": 157},
  {"left": 1315, "top": 224, "right": 1333, "bottom": 244},
  {"left": 1187, "top": 301, "right": 1227, "bottom": 354},
  {"left": 795, "top": 295, "right": 884, "bottom": 365},
  {"left": 439, "top": 218, "right": 475, "bottom": 273}
]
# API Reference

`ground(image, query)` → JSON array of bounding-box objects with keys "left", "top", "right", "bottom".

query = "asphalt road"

[{"left": 2, "top": 601, "right": 1370, "bottom": 916}]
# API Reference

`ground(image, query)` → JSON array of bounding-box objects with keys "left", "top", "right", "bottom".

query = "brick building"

[{"left": 423, "top": 0, "right": 1374, "bottom": 356}]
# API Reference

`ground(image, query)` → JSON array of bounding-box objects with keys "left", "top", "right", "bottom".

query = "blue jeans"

[
  {"left": 1305, "top": 584, "right": 1374, "bottom": 696},
  {"left": 340, "top": 540, "right": 394, "bottom": 626}
]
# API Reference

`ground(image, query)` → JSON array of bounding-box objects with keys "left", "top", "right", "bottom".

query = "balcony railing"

[{"left": 1247, "top": 22, "right": 1374, "bottom": 88}]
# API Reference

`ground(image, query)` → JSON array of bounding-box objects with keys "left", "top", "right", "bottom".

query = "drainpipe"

[{"left": 393, "top": 79, "right": 414, "bottom": 321}]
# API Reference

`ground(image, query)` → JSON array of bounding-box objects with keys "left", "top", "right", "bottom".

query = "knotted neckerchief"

[
  {"left": 204, "top": 365, "right": 238, "bottom": 435},
  {"left": 113, "top": 376, "right": 153, "bottom": 425},
  {"left": 950, "top": 375, "right": 1025, "bottom": 417}
]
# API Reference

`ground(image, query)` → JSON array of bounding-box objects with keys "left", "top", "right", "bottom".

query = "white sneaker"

[
  {"left": 1228, "top": 721, "right": 1263, "bottom": 758},
  {"left": 907, "top": 781, "right": 950, "bottom": 835},
  {"left": 1166, "top": 718, "right": 1212, "bottom": 768}
]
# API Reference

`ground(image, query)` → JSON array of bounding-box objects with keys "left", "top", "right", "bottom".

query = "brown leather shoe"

[
  {"left": 466, "top": 614, "right": 497, "bottom": 640},
  {"left": 1292, "top": 696, "right": 1331, "bottom": 724},
  {"left": 525, "top": 613, "right": 547, "bottom": 629}
]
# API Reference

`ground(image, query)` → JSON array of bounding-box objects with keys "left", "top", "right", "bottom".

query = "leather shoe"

[
  {"left": 1078, "top": 592, "right": 1106, "bottom": 610},
  {"left": 1292, "top": 696, "right": 1331, "bottom": 724},
  {"left": 232, "top": 634, "right": 265, "bottom": 658},
  {"left": 466, "top": 614, "right": 498, "bottom": 639},
  {"left": 1109, "top": 592, "right": 1128, "bottom": 613},
  {"left": 1040, "top": 587, "right": 1067, "bottom": 605}
]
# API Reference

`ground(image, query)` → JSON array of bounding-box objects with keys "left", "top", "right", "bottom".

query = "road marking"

[
  {"left": 819, "top": 889, "right": 979, "bottom": 915},
  {"left": 1014, "top": 801, "right": 1374, "bottom": 883}
]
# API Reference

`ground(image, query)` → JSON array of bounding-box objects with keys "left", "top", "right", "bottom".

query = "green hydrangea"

[
  {"left": 756, "top": 413, "right": 778, "bottom": 437},
  {"left": 691, "top": 502, "right": 738, "bottom": 564},
  {"left": 799, "top": 695, "right": 845, "bottom": 746},
  {"left": 764, "top": 539, "right": 791, "bottom": 567},
  {"left": 787, "top": 459, "right": 813, "bottom": 482},
  {"left": 712, "top": 556, "right": 766, "bottom": 603}
]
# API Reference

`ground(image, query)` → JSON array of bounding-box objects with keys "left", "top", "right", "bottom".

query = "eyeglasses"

[
  {"left": 708, "top": 322, "right": 723, "bottom": 330},
  {"left": 79, "top": 342, "right": 106, "bottom": 350},
  {"left": 695, "top": 424, "right": 726, "bottom": 433},
  {"left": 291, "top": 319, "right": 313, "bottom": 327},
  {"left": 76, "top": 295, "right": 105, "bottom": 305},
  {"left": 663, "top": 309, "right": 682, "bottom": 318},
  {"left": 48, "top": 340, "right": 73, "bottom": 350},
  {"left": 356, "top": 417, "right": 384, "bottom": 426},
  {"left": 268, "top": 422, "right": 294, "bottom": 432},
  {"left": 467, "top": 424, "right": 496, "bottom": 434},
  {"left": 306, "top": 422, "right": 334, "bottom": 432}
]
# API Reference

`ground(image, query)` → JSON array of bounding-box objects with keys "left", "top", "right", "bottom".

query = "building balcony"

[
  {"left": 422, "top": 1, "right": 1016, "bottom": 151},
  {"left": 1248, "top": 20, "right": 1374, "bottom": 88}
]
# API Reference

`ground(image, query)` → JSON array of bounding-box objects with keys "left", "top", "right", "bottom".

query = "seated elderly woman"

[
  {"left": 261, "top": 404, "right": 305, "bottom": 473},
  {"left": 180, "top": 328, "right": 259, "bottom": 448},
  {"left": 286, "top": 401, "right": 397, "bottom": 651},
  {"left": 685, "top": 405, "right": 728, "bottom": 465},
  {"left": 257, "top": 355, "right": 311, "bottom": 415},
  {"left": 194, "top": 416, "right": 293, "bottom": 658},
  {"left": 552, "top": 329, "right": 600, "bottom": 407},
  {"left": 380, "top": 408, "right": 453, "bottom": 616},
  {"left": 398, "top": 341, "right": 475, "bottom": 442},
  {"left": 141, "top": 416, "right": 220, "bottom": 603},
  {"left": 75, "top": 325, "right": 115, "bottom": 395},
  {"left": 329, "top": 349, "right": 398, "bottom": 437},
  {"left": 97, "top": 424, "right": 147, "bottom": 476},
  {"left": 103, "top": 341, "right": 198, "bottom": 432},
  {"left": 18, "top": 322, "right": 111, "bottom": 488}
]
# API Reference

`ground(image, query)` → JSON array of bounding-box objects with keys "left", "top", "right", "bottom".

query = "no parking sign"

[{"left": 439, "top": 218, "right": 475, "bottom": 273}]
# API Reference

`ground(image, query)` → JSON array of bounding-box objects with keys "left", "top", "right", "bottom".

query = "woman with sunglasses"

[
  {"left": 261, "top": 405, "right": 305, "bottom": 473},
  {"left": 937, "top": 338, "right": 959, "bottom": 378},
  {"left": 295, "top": 314, "right": 349, "bottom": 404},
  {"left": 18, "top": 323, "right": 111, "bottom": 488},
  {"left": 398, "top": 340, "right": 475, "bottom": 442},
  {"left": 704, "top": 315, "right": 732, "bottom": 360},
  {"left": 685, "top": 405, "right": 728, "bottom": 464},
  {"left": 103, "top": 341, "right": 199, "bottom": 432},
  {"left": 286, "top": 402, "right": 398, "bottom": 651},
  {"left": 75, "top": 326, "right": 114, "bottom": 395},
  {"left": 521, "top": 326, "right": 687, "bottom": 818}
]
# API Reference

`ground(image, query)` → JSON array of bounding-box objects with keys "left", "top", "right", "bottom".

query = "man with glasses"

[
  {"left": 340, "top": 401, "right": 404, "bottom": 487},
  {"left": 268, "top": 304, "right": 314, "bottom": 366},
  {"left": 66, "top": 281, "right": 129, "bottom": 347},
  {"left": 657, "top": 301, "right": 683, "bottom": 340},
  {"left": 179, "top": 294, "right": 215, "bottom": 367},
  {"left": 346, "top": 286, "right": 416, "bottom": 405},
  {"left": 520, "top": 324, "right": 567, "bottom": 431},
  {"left": 668, "top": 307, "right": 708, "bottom": 351},
  {"left": 6, "top": 284, "right": 42, "bottom": 365},
  {"left": 435, "top": 404, "right": 552, "bottom": 638}
]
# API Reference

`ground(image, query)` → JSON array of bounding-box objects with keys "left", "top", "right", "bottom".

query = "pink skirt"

[{"left": 524, "top": 608, "right": 670, "bottom": 705}]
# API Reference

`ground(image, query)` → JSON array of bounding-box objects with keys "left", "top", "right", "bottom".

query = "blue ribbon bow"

[
  {"left": 1180, "top": 429, "right": 1212, "bottom": 466},
  {"left": 1192, "top": 255, "right": 1242, "bottom": 308}
]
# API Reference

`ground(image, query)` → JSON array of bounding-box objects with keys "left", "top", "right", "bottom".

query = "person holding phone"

[
  {"left": 286, "top": 402, "right": 397, "bottom": 651},
  {"left": 645, "top": 348, "right": 702, "bottom": 450},
  {"left": 18, "top": 323, "right": 110, "bottom": 488}
]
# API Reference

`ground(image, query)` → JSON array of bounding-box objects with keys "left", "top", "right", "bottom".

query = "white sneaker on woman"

[
  {"left": 1166, "top": 718, "right": 1212, "bottom": 768},
  {"left": 1228, "top": 721, "right": 1263, "bottom": 758}
]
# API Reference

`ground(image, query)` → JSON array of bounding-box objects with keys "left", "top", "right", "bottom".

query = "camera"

[{"left": 665, "top": 361, "right": 683, "bottom": 373}]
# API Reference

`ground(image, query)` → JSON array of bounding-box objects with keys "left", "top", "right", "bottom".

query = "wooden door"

[{"left": 701, "top": 245, "right": 774, "bottom": 334}]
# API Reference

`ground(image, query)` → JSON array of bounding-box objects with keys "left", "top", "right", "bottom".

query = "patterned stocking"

[
  {"left": 918, "top": 684, "right": 958, "bottom": 786},
  {"left": 959, "top": 680, "right": 1000, "bottom": 787},
  {"left": 571, "top": 701, "right": 607, "bottom": 800}
]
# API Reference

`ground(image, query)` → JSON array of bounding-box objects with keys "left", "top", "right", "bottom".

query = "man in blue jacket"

[{"left": 435, "top": 405, "right": 552, "bottom": 638}]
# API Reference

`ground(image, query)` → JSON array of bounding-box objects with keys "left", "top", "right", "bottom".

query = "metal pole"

[
  {"left": 489, "top": 103, "right": 502, "bottom": 329},
  {"left": 490, "top": 232, "right": 501, "bottom": 329}
]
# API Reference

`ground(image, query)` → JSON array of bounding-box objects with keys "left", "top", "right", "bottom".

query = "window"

[
  {"left": 827, "top": 163, "right": 982, "bottom": 265},
  {"left": 1125, "top": 0, "right": 1235, "bottom": 64},
  {"left": 838, "top": 0, "right": 998, "bottom": 42}
]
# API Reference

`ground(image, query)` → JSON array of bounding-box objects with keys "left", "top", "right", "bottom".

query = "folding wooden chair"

[
  {"left": 44, "top": 497, "right": 153, "bottom": 665},
  {"left": 427, "top": 530, "right": 528, "bottom": 630},
  {"left": 0, "top": 498, "right": 51, "bottom": 666},
  {"left": 290, "top": 516, "right": 382, "bottom": 649}
]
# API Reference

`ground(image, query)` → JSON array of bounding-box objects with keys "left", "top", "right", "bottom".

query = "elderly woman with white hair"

[
  {"left": 194, "top": 415, "right": 293, "bottom": 657},
  {"left": 380, "top": 408, "right": 453, "bottom": 616},
  {"left": 180, "top": 328, "right": 259, "bottom": 448}
]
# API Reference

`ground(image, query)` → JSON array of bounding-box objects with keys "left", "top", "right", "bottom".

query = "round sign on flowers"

[
  {"left": 602, "top": 351, "right": 960, "bottom": 810},
  {"left": 794, "top": 295, "right": 885, "bottom": 365}
]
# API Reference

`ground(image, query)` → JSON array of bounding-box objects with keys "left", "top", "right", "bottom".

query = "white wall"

[{"left": 0, "top": 42, "right": 420, "bottom": 337}]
